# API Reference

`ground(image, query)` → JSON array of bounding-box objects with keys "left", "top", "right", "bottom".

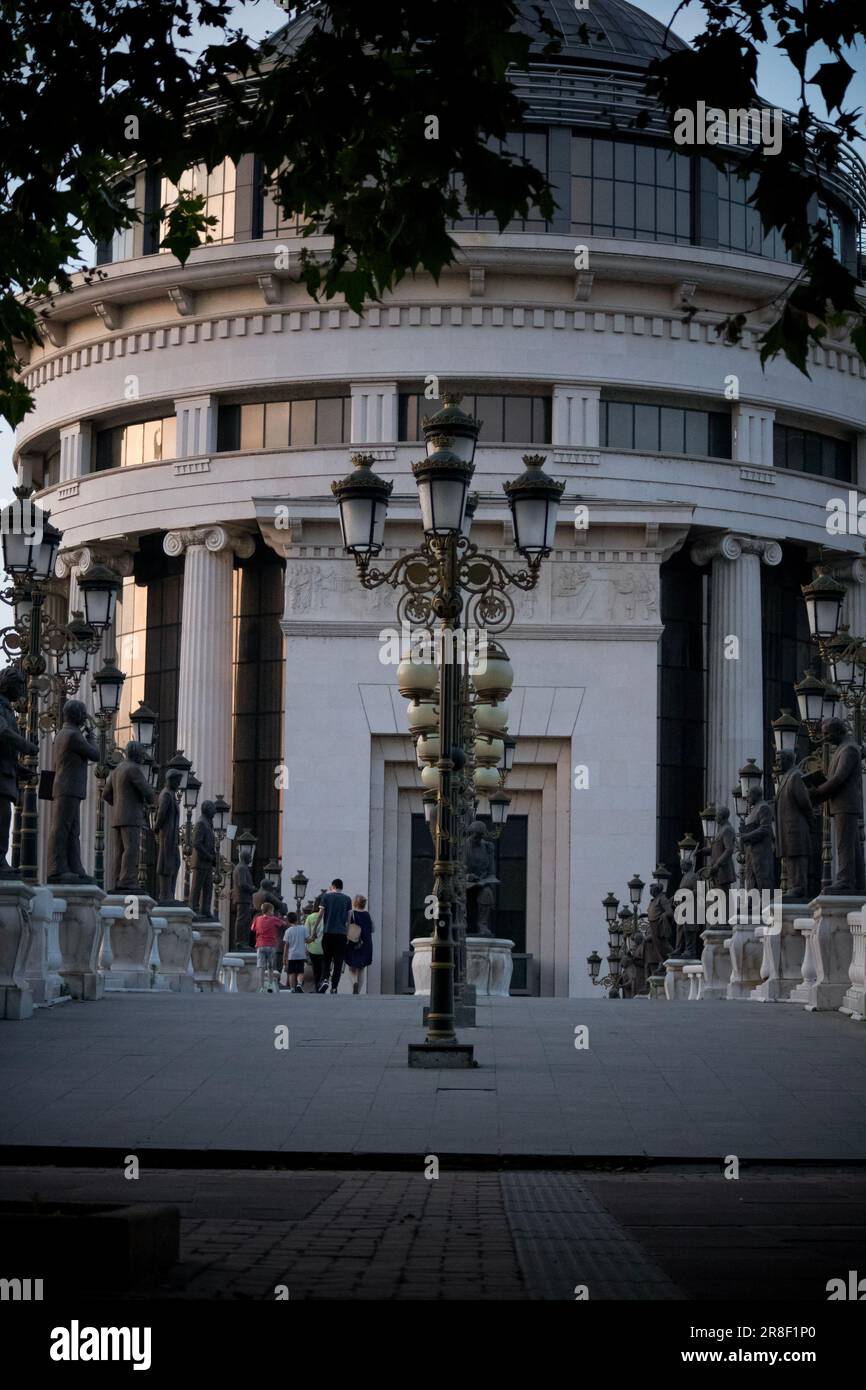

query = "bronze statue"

[
  {"left": 47, "top": 699, "right": 98, "bottom": 883},
  {"left": 103, "top": 740, "right": 156, "bottom": 891},
  {"left": 253, "top": 876, "right": 286, "bottom": 916},
  {"left": 189, "top": 800, "right": 217, "bottom": 919},
  {"left": 739, "top": 786, "right": 775, "bottom": 891},
  {"left": 154, "top": 768, "right": 182, "bottom": 904},
  {"left": 645, "top": 881, "right": 674, "bottom": 969},
  {"left": 0, "top": 667, "right": 37, "bottom": 876},
  {"left": 674, "top": 853, "right": 700, "bottom": 959},
  {"left": 775, "top": 749, "right": 815, "bottom": 902},
  {"left": 231, "top": 842, "right": 255, "bottom": 947},
  {"left": 810, "top": 718, "right": 866, "bottom": 894},
  {"left": 465, "top": 819, "right": 499, "bottom": 937}
]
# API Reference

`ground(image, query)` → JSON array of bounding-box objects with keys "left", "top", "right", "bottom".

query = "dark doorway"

[{"left": 409, "top": 813, "right": 528, "bottom": 949}]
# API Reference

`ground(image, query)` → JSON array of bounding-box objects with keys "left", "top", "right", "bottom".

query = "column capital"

[
  {"left": 55, "top": 543, "right": 136, "bottom": 580},
  {"left": 690, "top": 532, "right": 782, "bottom": 568},
  {"left": 824, "top": 555, "right": 866, "bottom": 587},
  {"left": 163, "top": 525, "right": 255, "bottom": 561}
]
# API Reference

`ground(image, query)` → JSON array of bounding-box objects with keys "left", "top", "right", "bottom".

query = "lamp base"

[{"left": 408, "top": 1042, "right": 476, "bottom": 1069}]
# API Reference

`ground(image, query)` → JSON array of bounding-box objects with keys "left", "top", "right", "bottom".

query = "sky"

[{"left": 2, "top": 0, "right": 864, "bottom": 493}]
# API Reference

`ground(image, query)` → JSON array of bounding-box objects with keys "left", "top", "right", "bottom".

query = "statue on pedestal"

[
  {"left": 810, "top": 718, "right": 866, "bottom": 894},
  {"left": 231, "top": 842, "right": 255, "bottom": 948},
  {"left": 0, "top": 667, "right": 38, "bottom": 877},
  {"left": 774, "top": 749, "right": 815, "bottom": 902},
  {"left": 103, "top": 741, "right": 155, "bottom": 891},
  {"left": 189, "top": 800, "right": 217, "bottom": 919},
  {"left": 47, "top": 699, "right": 98, "bottom": 883},
  {"left": 674, "top": 853, "right": 700, "bottom": 959},
  {"left": 154, "top": 768, "right": 182, "bottom": 904},
  {"left": 739, "top": 786, "right": 775, "bottom": 891},
  {"left": 465, "top": 820, "right": 499, "bottom": 938},
  {"left": 645, "top": 882, "right": 674, "bottom": 969},
  {"left": 708, "top": 805, "right": 736, "bottom": 922}
]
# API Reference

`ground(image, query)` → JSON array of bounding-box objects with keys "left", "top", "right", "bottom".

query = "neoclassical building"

[{"left": 13, "top": 0, "right": 866, "bottom": 994}]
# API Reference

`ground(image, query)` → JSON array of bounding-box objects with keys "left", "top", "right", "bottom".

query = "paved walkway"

[
  {"left": 2, "top": 993, "right": 865, "bottom": 1159},
  {"left": 1, "top": 1165, "right": 863, "bottom": 1301}
]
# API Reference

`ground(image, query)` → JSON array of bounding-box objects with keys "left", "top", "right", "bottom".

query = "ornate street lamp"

[
  {"left": 771, "top": 708, "right": 800, "bottom": 758},
  {"left": 801, "top": 570, "right": 845, "bottom": 643},
  {"left": 61, "top": 612, "right": 96, "bottom": 679},
  {"left": 488, "top": 791, "right": 510, "bottom": 827},
  {"left": 678, "top": 831, "right": 699, "bottom": 867},
  {"left": 77, "top": 563, "right": 122, "bottom": 634},
  {"left": 794, "top": 671, "right": 826, "bottom": 736},
  {"left": 167, "top": 749, "right": 193, "bottom": 791},
  {"left": 738, "top": 758, "right": 763, "bottom": 800},
  {"left": 130, "top": 701, "right": 159, "bottom": 752},
  {"left": 335, "top": 392, "right": 559, "bottom": 1065},
  {"left": 699, "top": 804, "right": 718, "bottom": 843},
  {"left": 291, "top": 868, "right": 309, "bottom": 918},
  {"left": 90, "top": 659, "right": 126, "bottom": 890},
  {"left": 210, "top": 793, "right": 231, "bottom": 916}
]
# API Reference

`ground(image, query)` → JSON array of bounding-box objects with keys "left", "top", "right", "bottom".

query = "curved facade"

[{"left": 14, "top": 0, "right": 866, "bottom": 994}]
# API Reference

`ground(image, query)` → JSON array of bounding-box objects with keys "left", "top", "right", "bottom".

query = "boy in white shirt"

[{"left": 282, "top": 912, "right": 308, "bottom": 993}]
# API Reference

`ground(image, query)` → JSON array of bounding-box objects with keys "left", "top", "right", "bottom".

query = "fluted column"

[
  {"left": 691, "top": 533, "right": 783, "bottom": 811},
  {"left": 164, "top": 526, "right": 255, "bottom": 807}
]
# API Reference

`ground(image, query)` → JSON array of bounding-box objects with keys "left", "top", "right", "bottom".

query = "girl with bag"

[{"left": 344, "top": 895, "right": 374, "bottom": 994}]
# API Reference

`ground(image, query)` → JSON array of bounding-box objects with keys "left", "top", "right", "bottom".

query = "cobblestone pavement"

[
  {"left": 1, "top": 1165, "right": 863, "bottom": 1301},
  {"left": 2, "top": 993, "right": 866, "bottom": 1159}
]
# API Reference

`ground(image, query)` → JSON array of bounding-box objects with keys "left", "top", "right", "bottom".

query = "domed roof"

[
  {"left": 269, "top": 0, "right": 687, "bottom": 70},
  {"left": 514, "top": 0, "right": 687, "bottom": 68}
]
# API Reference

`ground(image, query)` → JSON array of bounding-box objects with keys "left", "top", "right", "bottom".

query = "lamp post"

[
  {"left": 588, "top": 875, "right": 649, "bottom": 997},
  {"left": 291, "top": 868, "right": 309, "bottom": 920},
  {"left": 333, "top": 394, "right": 563, "bottom": 1065},
  {"left": 90, "top": 660, "right": 127, "bottom": 889},
  {"left": 795, "top": 566, "right": 846, "bottom": 893},
  {"left": 210, "top": 793, "right": 231, "bottom": 917},
  {"left": 0, "top": 491, "right": 121, "bottom": 880}
]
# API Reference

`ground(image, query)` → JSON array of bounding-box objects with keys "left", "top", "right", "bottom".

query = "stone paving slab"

[
  {"left": 1, "top": 993, "right": 865, "bottom": 1159},
  {"left": 0, "top": 1165, "right": 861, "bottom": 1301}
]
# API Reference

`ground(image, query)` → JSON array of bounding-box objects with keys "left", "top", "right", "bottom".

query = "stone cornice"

[
  {"left": 690, "top": 532, "right": 783, "bottom": 568},
  {"left": 163, "top": 525, "right": 256, "bottom": 560}
]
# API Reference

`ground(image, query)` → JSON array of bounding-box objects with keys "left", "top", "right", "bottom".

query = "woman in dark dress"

[{"left": 344, "top": 894, "right": 374, "bottom": 994}]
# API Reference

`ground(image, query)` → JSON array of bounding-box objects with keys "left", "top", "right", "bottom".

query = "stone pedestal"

[
  {"left": 724, "top": 914, "right": 763, "bottom": 999},
  {"left": 190, "top": 920, "right": 224, "bottom": 991},
  {"left": 790, "top": 895, "right": 865, "bottom": 1011},
  {"left": 683, "top": 963, "right": 704, "bottom": 999},
  {"left": 700, "top": 928, "right": 732, "bottom": 999},
  {"left": 101, "top": 894, "right": 156, "bottom": 991},
  {"left": 0, "top": 880, "right": 36, "bottom": 1020},
  {"left": 154, "top": 906, "right": 195, "bottom": 992},
  {"left": 840, "top": 906, "right": 866, "bottom": 1020},
  {"left": 45, "top": 893, "right": 66, "bottom": 1003},
  {"left": 23, "top": 884, "right": 55, "bottom": 1007},
  {"left": 753, "top": 903, "right": 808, "bottom": 1002},
  {"left": 663, "top": 957, "right": 689, "bottom": 1000},
  {"left": 57, "top": 884, "right": 106, "bottom": 1000},
  {"left": 466, "top": 937, "right": 514, "bottom": 997},
  {"left": 410, "top": 937, "right": 432, "bottom": 995},
  {"left": 647, "top": 972, "right": 666, "bottom": 999}
]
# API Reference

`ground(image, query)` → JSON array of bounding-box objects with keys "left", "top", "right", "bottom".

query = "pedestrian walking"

[
  {"left": 304, "top": 898, "right": 325, "bottom": 991},
  {"left": 252, "top": 900, "right": 284, "bottom": 993},
  {"left": 282, "top": 911, "right": 307, "bottom": 992},
  {"left": 318, "top": 877, "right": 352, "bottom": 993},
  {"left": 344, "top": 895, "right": 374, "bottom": 994}
]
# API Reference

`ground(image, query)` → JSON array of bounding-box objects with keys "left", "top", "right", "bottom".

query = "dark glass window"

[
  {"left": 714, "top": 165, "right": 789, "bottom": 261},
  {"left": 571, "top": 137, "right": 693, "bottom": 245},
  {"left": 398, "top": 392, "right": 551, "bottom": 444},
  {"left": 218, "top": 398, "right": 351, "bottom": 450},
  {"left": 657, "top": 549, "right": 706, "bottom": 876},
  {"left": 453, "top": 130, "right": 549, "bottom": 232},
  {"left": 773, "top": 423, "right": 852, "bottom": 481},
  {"left": 601, "top": 400, "right": 731, "bottom": 459},
  {"left": 93, "top": 416, "right": 176, "bottom": 472}
]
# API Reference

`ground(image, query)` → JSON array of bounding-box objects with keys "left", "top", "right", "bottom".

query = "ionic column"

[
  {"left": 691, "top": 533, "right": 783, "bottom": 810},
  {"left": 164, "top": 527, "right": 255, "bottom": 807}
]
